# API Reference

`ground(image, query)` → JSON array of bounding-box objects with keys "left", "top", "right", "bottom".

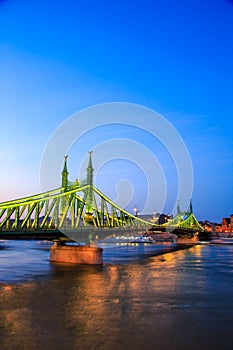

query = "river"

[{"left": 0, "top": 240, "right": 233, "bottom": 349}]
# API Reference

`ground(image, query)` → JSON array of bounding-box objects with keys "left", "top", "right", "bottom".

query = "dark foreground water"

[{"left": 0, "top": 240, "right": 233, "bottom": 350}]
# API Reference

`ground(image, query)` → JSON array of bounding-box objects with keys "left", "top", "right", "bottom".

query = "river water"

[{"left": 0, "top": 240, "right": 233, "bottom": 350}]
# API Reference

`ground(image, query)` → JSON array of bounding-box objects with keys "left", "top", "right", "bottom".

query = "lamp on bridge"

[{"left": 133, "top": 206, "right": 138, "bottom": 217}]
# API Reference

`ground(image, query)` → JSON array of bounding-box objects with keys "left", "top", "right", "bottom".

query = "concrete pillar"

[
  {"left": 177, "top": 234, "right": 198, "bottom": 244},
  {"left": 50, "top": 242, "right": 103, "bottom": 265}
]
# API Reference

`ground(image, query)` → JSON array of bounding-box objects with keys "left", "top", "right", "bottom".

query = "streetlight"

[{"left": 133, "top": 205, "right": 138, "bottom": 217}]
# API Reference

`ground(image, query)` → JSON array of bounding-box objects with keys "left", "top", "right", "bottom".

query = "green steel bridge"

[{"left": 0, "top": 152, "right": 203, "bottom": 242}]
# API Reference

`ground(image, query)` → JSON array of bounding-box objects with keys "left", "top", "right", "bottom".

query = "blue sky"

[{"left": 0, "top": 0, "right": 232, "bottom": 222}]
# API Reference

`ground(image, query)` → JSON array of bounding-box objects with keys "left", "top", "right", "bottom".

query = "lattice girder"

[{"left": 0, "top": 183, "right": 202, "bottom": 233}]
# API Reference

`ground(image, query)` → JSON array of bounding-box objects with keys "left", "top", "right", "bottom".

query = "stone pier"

[
  {"left": 176, "top": 234, "right": 199, "bottom": 244},
  {"left": 50, "top": 242, "right": 103, "bottom": 265}
]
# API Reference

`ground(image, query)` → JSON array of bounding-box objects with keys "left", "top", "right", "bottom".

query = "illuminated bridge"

[{"left": 0, "top": 152, "right": 203, "bottom": 242}]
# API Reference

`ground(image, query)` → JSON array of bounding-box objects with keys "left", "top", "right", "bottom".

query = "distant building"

[
  {"left": 221, "top": 215, "right": 233, "bottom": 232},
  {"left": 199, "top": 220, "right": 213, "bottom": 232},
  {"left": 141, "top": 212, "right": 172, "bottom": 224},
  {"left": 199, "top": 220, "right": 222, "bottom": 232},
  {"left": 158, "top": 214, "right": 169, "bottom": 225}
]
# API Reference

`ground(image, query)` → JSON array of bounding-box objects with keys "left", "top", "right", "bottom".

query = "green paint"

[
  {"left": 0, "top": 153, "right": 203, "bottom": 234},
  {"left": 61, "top": 155, "right": 69, "bottom": 188}
]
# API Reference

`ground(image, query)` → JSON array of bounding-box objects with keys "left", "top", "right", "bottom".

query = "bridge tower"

[
  {"left": 86, "top": 150, "right": 94, "bottom": 186},
  {"left": 177, "top": 200, "right": 180, "bottom": 215},
  {"left": 61, "top": 155, "right": 69, "bottom": 189},
  {"left": 85, "top": 151, "right": 95, "bottom": 223},
  {"left": 60, "top": 156, "right": 69, "bottom": 224},
  {"left": 189, "top": 199, "right": 193, "bottom": 214}
]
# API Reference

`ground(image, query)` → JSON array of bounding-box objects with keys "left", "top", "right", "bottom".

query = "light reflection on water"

[
  {"left": 1, "top": 241, "right": 233, "bottom": 349},
  {"left": 0, "top": 240, "right": 179, "bottom": 283},
  {"left": 53, "top": 244, "right": 233, "bottom": 350}
]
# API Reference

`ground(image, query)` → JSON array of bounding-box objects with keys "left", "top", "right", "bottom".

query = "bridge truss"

[
  {"left": 0, "top": 183, "right": 151, "bottom": 233},
  {"left": 0, "top": 153, "right": 203, "bottom": 240},
  {"left": 152, "top": 211, "right": 204, "bottom": 233}
]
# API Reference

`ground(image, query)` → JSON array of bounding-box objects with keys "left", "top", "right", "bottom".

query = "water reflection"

[
  {"left": 1, "top": 243, "right": 233, "bottom": 349},
  {"left": 49, "top": 245, "right": 233, "bottom": 349}
]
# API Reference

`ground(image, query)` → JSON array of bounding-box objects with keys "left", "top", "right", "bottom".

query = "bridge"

[{"left": 0, "top": 152, "right": 203, "bottom": 243}]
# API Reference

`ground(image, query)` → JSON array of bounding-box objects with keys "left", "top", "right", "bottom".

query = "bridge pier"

[{"left": 50, "top": 241, "right": 103, "bottom": 265}]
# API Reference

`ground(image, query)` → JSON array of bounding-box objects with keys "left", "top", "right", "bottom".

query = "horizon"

[{"left": 0, "top": 0, "right": 232, "bottom": 222}]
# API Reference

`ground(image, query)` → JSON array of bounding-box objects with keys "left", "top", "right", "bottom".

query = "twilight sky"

[{"left": 0, "top": 0, "right": 232, "bottom": 222}]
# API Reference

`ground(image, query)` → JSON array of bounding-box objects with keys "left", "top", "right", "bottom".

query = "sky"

[{"left": 0, "top": 0, "right": 232, "bottom": 222}]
